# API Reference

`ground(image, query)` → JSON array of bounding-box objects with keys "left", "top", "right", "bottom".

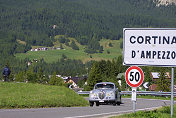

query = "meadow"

[{"left": 15, "top": 37, "right": 123, "bottom": 63}]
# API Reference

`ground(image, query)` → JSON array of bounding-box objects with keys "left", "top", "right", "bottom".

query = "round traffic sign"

[{"left": 125, "top": 66, "right": 144, "bottom": 87}]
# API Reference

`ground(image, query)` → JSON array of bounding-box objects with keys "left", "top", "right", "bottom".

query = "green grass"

[
  {"left": 15, "top": 37, "right": 123, "bottom": 63},
  {"left": 0, "top": 82, "right": 89, "bottom": 109},
  {"left": 112, "top": 105, "right": 176, "bottom": 118}
]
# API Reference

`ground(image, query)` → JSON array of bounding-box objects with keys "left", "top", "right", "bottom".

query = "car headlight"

[
  {"left": 90, "top": 91, "right": 97, "bottom": 98},
  {"left": 107, "top": 91, "right": 114, "bottom": 97}
]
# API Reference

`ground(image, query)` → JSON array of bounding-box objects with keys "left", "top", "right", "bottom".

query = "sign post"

[
  {"left": 125, "top": 66, "right": 144, "bottom": 113},
  {"left": 171, "top": 67, "right": 174, "bottom": 117},
  {"left": 132, "top": 87, "right": 137, "bottom": 113},
  {"left": 123, "top": 28, "right": 176, "bottom": 117}
]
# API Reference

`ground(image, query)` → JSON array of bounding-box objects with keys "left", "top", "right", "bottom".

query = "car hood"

[{"left": 92, "top": 89, "right": 114, "bottom": 93}]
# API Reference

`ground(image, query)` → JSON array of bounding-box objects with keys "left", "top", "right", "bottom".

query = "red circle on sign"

[{"left": 125, "top": 66, "right": 144, "bottom": 87}]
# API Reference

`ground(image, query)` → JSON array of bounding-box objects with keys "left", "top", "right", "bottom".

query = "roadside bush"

[{"left": 49, "top": 72, "right": 66, "bottom": 86}]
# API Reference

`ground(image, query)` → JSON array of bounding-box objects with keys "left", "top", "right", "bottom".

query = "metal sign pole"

[
  {"left": 171, "top": 67, "right": 174, "bottom": 117},
  {"left": 132, "top": 87, "right": 137, "bottom": 113},
  {"left": 133, "top": 101, "right": 136, "bottom": 113}
]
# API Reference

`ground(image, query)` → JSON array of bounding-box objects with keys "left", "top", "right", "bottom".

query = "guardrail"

[
  {"left": 77, "top": 91, "right": 90, "bottom": 95},
  {"left": 77, "top": 91, "right": 176, "bottom": 96}
]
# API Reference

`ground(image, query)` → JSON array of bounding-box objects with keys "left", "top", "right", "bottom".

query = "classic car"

[{"left": 89, "top": 82, "right": 121, "bottom": 107}]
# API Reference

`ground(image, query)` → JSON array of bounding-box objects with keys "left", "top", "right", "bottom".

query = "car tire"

[
  {"left": 113, "top": 102, "right": 116, "bottom": 106},
  {"left": 89, "top": 102, "right": 94, "bottom": 107},
  {"left": 117, "top": 102, "right": 121, "bottom": 106},
  {"left": 96, "top": 102, "right": 99, "bottom": 106}
]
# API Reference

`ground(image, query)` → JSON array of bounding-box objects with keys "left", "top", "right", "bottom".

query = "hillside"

[
  {"left": 1, "top": 0, "right": 176, "bottom": 74},
  {"left": 1, "top": 0, "right": 176, "bottom": 47},
  {"left": 15, "top": 37, "right": 123, "bottom": 63},
  {"left": 0, "top": 82, "right": 88, "bottom": 108}
]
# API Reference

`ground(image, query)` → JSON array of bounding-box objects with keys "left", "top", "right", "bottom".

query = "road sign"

[
  {"left": 125, "top": 66, "right": 144, "bottom": 87},
  {"left": 143, "top": 82, "right": 149, "bottom": 89},
  {"left": 123, "top": 28, "right": 176, "bottom": 67}
]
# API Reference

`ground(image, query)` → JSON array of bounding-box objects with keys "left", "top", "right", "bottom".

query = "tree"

[
  {"left": 61, "top": 54, "right": 67, "bottom": 59},
  {"left": 156, "top": 68, "right": 170, "bottom": 92},
  {"left": 121, "top": 75, "right": 126, "bottom": 91},
  {"left": 99, "top": 46, "right": 103, "bottom": 53},
  {"left": 70, "top": 41, "right": 79, "bottom": 50},
  {"left": 87, "top": 62, "right": 103, "bottom": 90},
  {"left": 49, "top": 72, "right": 65, "bottom": 86},
  {"left": 107, "top": 50, "right": 110, "bottom": 54},
  {"left": 120, "top": 41, "right": 123, "bottom": 49},
  {"left": 60, "top": 44, "right": 64, "bottom": 49},
  {"left": 78, "top": 79, "right": 86, "bottom": 88},
  {"left": 26, "top": 67, "right": 37, "bottom": 83},
  {"left": 36, "top": 68, "right": 48, "bottom": 84},
  {"left": 15, "top": 71, "right": 26, "bottom": 82},
  {"left": 109, "top": 42, "right": 113, "bottom": 47},
  {"left": 86, "top": 60, "right": 121, "bottom": 90}
]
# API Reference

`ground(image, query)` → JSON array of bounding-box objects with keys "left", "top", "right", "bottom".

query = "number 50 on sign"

[{"left": 125, "top": 66, "right": 144, "bottom": 87}]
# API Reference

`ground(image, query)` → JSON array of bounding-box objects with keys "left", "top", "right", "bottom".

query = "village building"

[{"left": 66, "top": 76, "right": 87, "bottom": 89}]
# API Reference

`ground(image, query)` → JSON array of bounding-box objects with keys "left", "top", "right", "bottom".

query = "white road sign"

[
  {"left": 143, "top": 82, "right": 149, "bottom": 89},
  {"left": 123, "top": 28, "right": 176, "bottom": 67}
]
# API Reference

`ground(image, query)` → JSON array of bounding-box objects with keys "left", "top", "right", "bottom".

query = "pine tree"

[
  {"left": 121, "top": 75, "right": 126, "bottom": 91},
  {"left": 15, "top": 71, "right": 26, "bottom": 82},
  {"left": 70, "top": 41, "right": 79, "bottom": 50},
  {"left": 87, "top": 62, "right": 102, "bottom": 90},
  {"left": 49, "top": 72, "right": 65, "bottom": 86},
  {"left": 156, "top": 68, "right": 170, "bottom": 92},
  {"left": 26, "top": 67, "right": 37, "bottom": 83}
]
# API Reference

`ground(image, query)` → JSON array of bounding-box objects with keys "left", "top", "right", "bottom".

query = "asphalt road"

[{"left": 0, "top": 98, "right": 175, "bottom": 118}]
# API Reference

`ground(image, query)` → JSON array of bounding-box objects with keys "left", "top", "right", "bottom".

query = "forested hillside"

[
  {"left": 0, "top": 0, "right": 176, "bottom": 76},
  {"left": 1, "top": 0, "right": 176, "bottom": 47}
]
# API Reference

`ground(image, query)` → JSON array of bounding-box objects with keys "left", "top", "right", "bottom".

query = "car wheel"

[
  {"left": 96, "top": 102, "right": 99, "bottom": 106},
  {"left": 113, "top": 102, "right": 116, "bottom": 106},
  {"left": 117, "top": 102, "right": 121, "bottom": 106},
  {"left": 89, "top": 102, "right": 94, "bottom": 107}
]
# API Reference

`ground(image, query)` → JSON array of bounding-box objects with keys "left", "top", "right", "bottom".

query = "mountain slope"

[
  {"left": 1, "top": 0, "right": 176, "bottom": 70},
  {"left": 1, "top": 0, "right": 176, "bottom": 47}
]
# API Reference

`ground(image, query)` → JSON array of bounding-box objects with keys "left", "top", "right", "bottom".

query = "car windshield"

[{"left": 95, "top": 83, "right": 114, "bottom": 89}]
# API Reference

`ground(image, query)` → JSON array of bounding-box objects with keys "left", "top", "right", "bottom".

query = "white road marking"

[{"left": 64, "top": 106, "right": 162, "bottom": 118}]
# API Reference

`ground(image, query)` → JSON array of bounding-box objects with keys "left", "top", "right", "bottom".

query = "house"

[
  {"left": 150, "top": 72, "right": 171, "bottom": 82},
  {"left": 60, "top": 76, "right": 69, "bottom": 83},
  {"left": 66, "top": 76, "right": 87, "bottom": 88},
  {"left": 30, "top": 47, "right": 48, "bottom": 52}
]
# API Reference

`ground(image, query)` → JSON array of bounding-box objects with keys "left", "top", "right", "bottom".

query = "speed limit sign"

[{"left": 125, "top": 66, "right": 144, "bottom": 87}]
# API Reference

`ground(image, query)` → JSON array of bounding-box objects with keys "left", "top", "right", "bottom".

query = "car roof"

[{"left": 95, "top": 82, "right": 115, "bottom": 85}]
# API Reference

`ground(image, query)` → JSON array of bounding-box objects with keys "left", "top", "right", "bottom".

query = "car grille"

[{"left": 99, "top": 91, "right": 105, "bottom": 99}]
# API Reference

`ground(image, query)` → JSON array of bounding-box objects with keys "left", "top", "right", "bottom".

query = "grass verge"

[
  {"left": 0, "top": 82, "right": 89, "bottom": 109},
  {"left": 111, "top": 105, "right": 176, "bottom": 118}
]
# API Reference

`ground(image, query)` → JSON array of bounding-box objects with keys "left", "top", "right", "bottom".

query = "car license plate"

[{"left": 99, "top": 100, "right": 104, "bottom": 102}]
